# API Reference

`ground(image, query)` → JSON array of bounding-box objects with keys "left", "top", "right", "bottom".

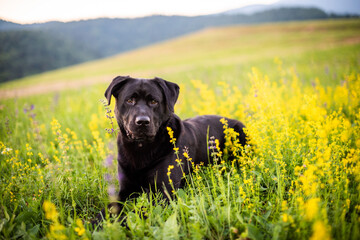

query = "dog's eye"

[
  {"left": 126, "top": 98, "right": 135, "bottom": 105},
  {"left": 150, "top": 99, "right": 158, "bottom": 105}
]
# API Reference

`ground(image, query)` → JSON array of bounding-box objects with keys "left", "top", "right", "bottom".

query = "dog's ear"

[
  {"left": 154, "top": 77, "right": 180, "bottom": 113},
  {"left": 105, "top": 76, "right": 131, "bottom": 105}
]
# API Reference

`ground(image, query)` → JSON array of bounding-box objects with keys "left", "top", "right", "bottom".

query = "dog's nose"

[{"left": 135, "top": 116, "right": 150, "bottom": 126}]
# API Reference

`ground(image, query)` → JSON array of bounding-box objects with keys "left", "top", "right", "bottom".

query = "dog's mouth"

[{"left": 125, "top": 128, "right": 155, "bottom": 143}]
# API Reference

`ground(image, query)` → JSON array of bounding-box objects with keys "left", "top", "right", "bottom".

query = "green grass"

[{"left": 0, "top": 19, "right": 360, "bottom": 239}]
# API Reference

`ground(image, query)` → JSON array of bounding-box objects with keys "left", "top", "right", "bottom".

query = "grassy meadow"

[{"left": 0, "top": 19, "right": 360, "bottom": 239}]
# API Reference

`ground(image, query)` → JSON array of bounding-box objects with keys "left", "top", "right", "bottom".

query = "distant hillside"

[
  {"left": 0, "top": 30, "right": 100, "bottom": 81},
  {"left": 0, "top": 19, "right": 22, "bottom": 30},
  {"left": 0, "top": 7, "right": 355, "bottom": 83},
  {"left": 225, "top": 0, "right": 360, "bottom": 15}
]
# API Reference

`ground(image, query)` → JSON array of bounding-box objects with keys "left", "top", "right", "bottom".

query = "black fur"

[{"left": 95, "top": 76, "right": 247, "bottom": 224}]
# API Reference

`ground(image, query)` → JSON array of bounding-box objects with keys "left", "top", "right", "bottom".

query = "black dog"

[{"left": 97, "top": 76, "right": 247, "bottom": 222}]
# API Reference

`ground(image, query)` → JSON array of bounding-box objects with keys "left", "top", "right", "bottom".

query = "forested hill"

[{"left": 0, "top": 7, "right": 356, "bottom": 83}]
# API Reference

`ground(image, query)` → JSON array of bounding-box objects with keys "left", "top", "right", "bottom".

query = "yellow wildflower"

[
  {"left": 282, "top": 213, "right": 289, "bottom": 223},
  {"left": 305, "top": 198, "right": 320, "bottom": 220},
  {"left": 310, "top": 221, "right": 331, "bottom": 240},
  {"left": 167, "top": 165, "right": 174, "bottom": 177},
  {"left": 167, "top": 127, "right": 176, "bottom": 143},
  {"left": 74, "top": 218, "right": 86, "bottom": 236},
  {"left": 43, "top": 200, "right": 59, "bottom": 222}
]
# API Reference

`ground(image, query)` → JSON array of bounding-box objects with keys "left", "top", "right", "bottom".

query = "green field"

[{"left": 1, "top": 19, "right": 360, "bottom": 239}]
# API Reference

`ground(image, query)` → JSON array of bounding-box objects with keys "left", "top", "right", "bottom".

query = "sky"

[{"left": 0, "top": 0, "right": 278, "bottom": 24}]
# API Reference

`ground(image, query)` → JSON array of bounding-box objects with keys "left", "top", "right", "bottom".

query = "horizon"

[{"left": 0, "top": 0, "right": 278, "bottom": 24}]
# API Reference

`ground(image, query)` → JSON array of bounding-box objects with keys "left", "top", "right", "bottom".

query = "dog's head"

[{"left": 105, "top": 76, "right": 179, "bottom": 143}]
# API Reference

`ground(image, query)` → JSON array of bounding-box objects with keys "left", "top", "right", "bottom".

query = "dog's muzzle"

[{"left": 125, "top": 117, "right": 156, "bottom": 143}]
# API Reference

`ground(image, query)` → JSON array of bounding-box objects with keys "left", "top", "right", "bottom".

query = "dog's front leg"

[
  {"left": 92, "top": 200, "right": 125, "bottom": 228},
  {"left": 92, "top": 174, "right": 137, "bottom": 227}
]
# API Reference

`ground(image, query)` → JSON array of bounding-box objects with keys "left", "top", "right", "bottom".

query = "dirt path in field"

[
  {"left": 0, "top": 76, "right": 113, "bottom": 99},
  {"left": 0, "top": 64, "right": 193, "bottom": 100}
]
